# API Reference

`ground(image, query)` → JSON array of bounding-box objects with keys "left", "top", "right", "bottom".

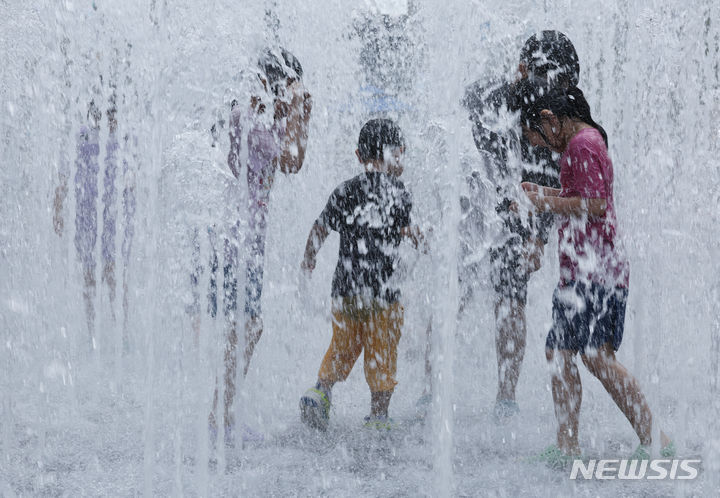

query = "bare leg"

[
  {"left": 371, "top": 391, "right": 393, "bottom": 417},
  {"left": 243, "top": 316, "right": 263, "bottom": 377},
  {"left": 317, "top": 379, "right": 334, "bottom": 393},
  {"left": 423, "top": 320, "right": 433, "bottom": 396},
  {"left": 103, "top": 261, "right": 117, "bottom": 322},
  {"left": 208, "top": 389, "right": 219, "bottom": 432},
  {"left": 495, "top": 297, "right": 527, "bottom": 402},
  {"left": 190, "top": 313, "right": 201, "bottom": 347},
  {"left": 210, "top": 320, "right": 239, "bottom": 434},
  {"left": 581, "top": 343, "right": 656, "bottom": 446},
  {"left": 122, "top": 272, "right": 130, "bottom": 351},
  {"left": 83, "top": 268, "right": 96, "bottom": 349},
  {"left": 53, "top": 178, "right": 68, "bottom": 237},
  {"left": 223, "top": 322, "right": 239, "bottom": 429},
  {"left": 548, "top": 348, "right": 582, "bottom": 454}
]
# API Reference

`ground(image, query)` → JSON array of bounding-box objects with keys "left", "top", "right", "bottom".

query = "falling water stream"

[{"left": 2, "top": 0, "right": 720, "bottom": 495}]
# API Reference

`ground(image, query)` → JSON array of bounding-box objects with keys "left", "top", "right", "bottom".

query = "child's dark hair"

[
  {"left": 258, "top": 47, "right": 303, "bottom": 95},
  {"left": 520, "top": 84, "right": 608, "bottom": 147},
  {"left": 357, "top": 118, "right": 405, "bottom": 162},
  {"left": 520, "top": 31, "right": 579, "bottom": 89}
]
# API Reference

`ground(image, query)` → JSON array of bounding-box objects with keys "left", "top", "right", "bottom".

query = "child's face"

[
  {"left": 252, "top": 74, "right": 270, "bottom": 114},
  {"left": 523, "top": 125, "right": 546, "bottom": 148},
  {"left": 355, "top": 146, "right": 405, "bottom": 176},
  {"left": 385, "top": 146, "right": 405, "bottom": 176},
  {"left": 517, "top": 62, "right": 528, "bottom": 81},
  {"left": 524, "top": 112, "right": 563, "bottom": 152},
  {"left": 274, "top": 77, "right": 296, "bottom": 100}
]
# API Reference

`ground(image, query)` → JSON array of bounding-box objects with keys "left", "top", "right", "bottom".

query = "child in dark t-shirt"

[{"left": 299, "top": 119, "right": 422, "bottom": 430}]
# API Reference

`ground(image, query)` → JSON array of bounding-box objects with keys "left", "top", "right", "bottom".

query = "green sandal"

[
  {"left": 300, "top": 386, "right": 331, "bottom": 431},
  {"left": 529, "top": 444, "right": 580, "bottom": 470}
]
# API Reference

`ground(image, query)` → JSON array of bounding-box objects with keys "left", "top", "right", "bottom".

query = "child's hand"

[
  {"left": 274, "top": 98, "right": 290, "bottom": 119},
  {"left": 512, "top": 194, "right": 538, "bottom": 216},
  {"left": 297, "top": 264, "right": 327, "bottom": 319},
  {"left": 401, "top": 226, "right": 428, "bottom": 253},
  {"left": 526, "top": 191, "right": 549, "bottom": 211},
  {"left": 251, "top": 95, "right": 266, "bottom": 115},
  {"left": 299, "top": 86, "right": 313, "bottom": 118},
  {"left": 523, "top": 237, "right": 544, "bottom": 273},
  {"left": 521, "top": 182, "right": 539, "bottom": 193},
  {"left": 525, "top": 191, "right": 539, "bottom": 206}
]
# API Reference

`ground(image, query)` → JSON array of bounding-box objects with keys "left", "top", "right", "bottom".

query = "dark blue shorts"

[
  {"left": 489, "top": 238, "right": 529, "bottom": 303},
  {"left": 546, "top": 281, "right": 628, "bottom": 354},
  {"left": 244, "top": 231, "right": 265, "bottom": 320},
  {"left": 244, "top": 258, "right": 263, "bottom": 319}
]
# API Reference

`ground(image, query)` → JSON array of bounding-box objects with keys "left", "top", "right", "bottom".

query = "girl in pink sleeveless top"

[{"left": 519, "top": 85, "right": 673, "bottom": 466}]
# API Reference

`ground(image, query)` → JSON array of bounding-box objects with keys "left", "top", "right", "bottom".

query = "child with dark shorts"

[
  {"left": 298, "top": 119, "right": 423, "bottom": 431},
  {"left": 519, "top": 84, "right": 673, "bottom": 466}
]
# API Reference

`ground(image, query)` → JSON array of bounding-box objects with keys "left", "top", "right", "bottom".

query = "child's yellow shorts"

[{"left": 317, "top": 297, "right": 403, "bottom": 393}]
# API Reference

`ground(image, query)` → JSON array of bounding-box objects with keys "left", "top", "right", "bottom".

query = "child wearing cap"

[
  {"left": 462, "top": 30, "right": 581, "bottom": 422},
  {"left": 299, "top": 118, "right": 423, "bottom": 431}
]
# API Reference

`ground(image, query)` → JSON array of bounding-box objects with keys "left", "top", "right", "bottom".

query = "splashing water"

[{"left": 1, "top": 0, "right": 719, "bottom": 495}]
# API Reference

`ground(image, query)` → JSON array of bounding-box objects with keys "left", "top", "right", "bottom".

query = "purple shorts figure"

[
  {"left": 101, "top": 133, "right": 119, "bottom": 270},
  {"left": 121, "top": 134, "right": 137, "bottom": 272},
  {"left": 228, "top": 105, "right": 286, "bottom": 320},
  {"left": 74, "top": 125, "right": 131, "bottom": 284},
  {"left": 74, "top": 125, "right": 100, "bottom": 273}
]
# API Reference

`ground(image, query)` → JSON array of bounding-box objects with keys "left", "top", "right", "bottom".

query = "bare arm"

[
  {"left": 522, "top": 181, "right": 561, "bottom": 197},
  {"left": 279, "top": 85, "right": 313, "bottom": 174},
  {"left": 526, "top": 191, "right": 607, "bottom": 217},
  {"left": 523, "top": 235, "right": 545, "bottom": 273},
  {"left": 301, "top": 221, "right": 329, "bottom": 272},
  {"left": 227, "top": 109, "right": 243, "bottom": 180},
  {"left": 53, "top": 173, "right": 69, "bottom": 236},
  {"left": 401, "top": 225, "right": 429, "bottom": 253}
]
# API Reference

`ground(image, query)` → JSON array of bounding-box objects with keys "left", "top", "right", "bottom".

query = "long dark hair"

[{"left": 519, "top": 84, "right": 608, "bottom": 148}]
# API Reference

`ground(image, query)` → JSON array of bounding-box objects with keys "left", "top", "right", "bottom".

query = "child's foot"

[
  {"left": 492, "top": 399, "right": 519, "bottom": 424},
  {"left": 629, "top": 440, "right": 675, "bottom": 460},
  {"left": 629, "top": 444, "right": 651, "bottom": 461},
  {"left": 363, "top": 414, "right": 395, "bottom": 431},
  {"left": 660, "top": 440, "right": 676, "bottom": 458},
  {"left": 300, "top": 386, "right": 331, "bottom": 431},
  {"left": 208, "top": 423, "right": 236, "bottom": 448},
  {"left": 240, "top": 423, "right": 264, "bottom": 445},
  {"left": 414, "top": 393, "right": 432, "bottom": 421},
  {"left": 530, "top": 444, "right": 580, "bottom": 470}
]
